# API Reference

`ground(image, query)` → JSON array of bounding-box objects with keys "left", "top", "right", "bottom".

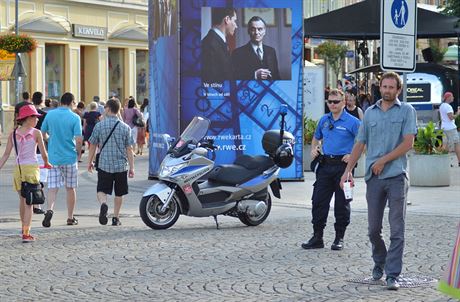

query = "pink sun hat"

[{"left": 17, "top": 104, "right": 42, "bottom": 120}]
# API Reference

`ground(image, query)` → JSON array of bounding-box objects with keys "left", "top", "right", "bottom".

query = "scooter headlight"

[{"left": 159, "top": 162, "right": 187, "bottom": 178}]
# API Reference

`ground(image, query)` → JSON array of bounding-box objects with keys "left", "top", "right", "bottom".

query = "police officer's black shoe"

[
  {"left": 372, "top": 265, "right": 384, "bottom": 280},
  {"left": 331, "top": 238, "right": 344, "bottom": 250},
  {"left": 301, "top": 235, "right": 324, "bottom": 249}
]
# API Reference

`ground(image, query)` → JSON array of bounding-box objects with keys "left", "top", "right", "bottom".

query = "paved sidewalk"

[{"left": 0, "top": 134, "right": 459, "bottom": 301}]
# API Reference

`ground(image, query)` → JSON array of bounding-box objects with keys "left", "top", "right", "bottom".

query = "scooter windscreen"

[{"left": 169, "top": 116, "right": 211, "bottom": 157}]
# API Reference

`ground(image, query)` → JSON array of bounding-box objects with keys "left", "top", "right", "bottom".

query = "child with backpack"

[{"left": 0, "top": 105, "right": 51, "bottom": 242}]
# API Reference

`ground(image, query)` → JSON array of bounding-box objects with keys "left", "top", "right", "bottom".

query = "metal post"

[
  {"left": 403, "top": 73, "right": 407, "bottom": 102},
  {"left": 15, "top": 0, "right": 20, "bottom": 105}
]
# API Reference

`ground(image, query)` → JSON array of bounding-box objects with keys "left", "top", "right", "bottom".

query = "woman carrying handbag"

[{"left": 0, "top": 105, "right": 51, "bottom": 242}]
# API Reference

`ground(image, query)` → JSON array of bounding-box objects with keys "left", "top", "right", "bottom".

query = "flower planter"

[
  {"left": 409, "top": 153, "right": 450, "bottom": 186},
  {"left": 303, "top": 144, "right": 313, "bottom": 171}
]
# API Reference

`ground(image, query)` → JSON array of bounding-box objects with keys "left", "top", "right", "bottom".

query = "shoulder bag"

[{"left": 13, "top": 129, "right": 45, "bottom": 205}]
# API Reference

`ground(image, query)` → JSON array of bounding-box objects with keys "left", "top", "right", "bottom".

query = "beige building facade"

[{"left": 0, "top": 0, "right": 148, "bottom": 132}]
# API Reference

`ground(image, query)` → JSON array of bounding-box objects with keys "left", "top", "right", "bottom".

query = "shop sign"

[
  {"left": 0, "top": 50, "right": 16, "bottom": 81},
  {"left": 72, "top": 24, "right": 106, "bottom": 40}
]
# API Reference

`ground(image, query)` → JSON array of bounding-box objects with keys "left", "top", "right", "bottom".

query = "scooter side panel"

[{"left": 239, "top": 169, "right": 279, "bottom": 194}]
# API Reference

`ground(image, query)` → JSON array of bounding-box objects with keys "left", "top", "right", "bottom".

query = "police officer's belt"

[{"left": 323, "top": 155, "right": 345, "bottom": 165}]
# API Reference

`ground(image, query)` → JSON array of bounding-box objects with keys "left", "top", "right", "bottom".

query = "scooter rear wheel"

[
  {"left": 140, "top": 194, "right": 180, "bottom": 229},
  {"left": 238, "top": 193, "right": 272, "bottom": 226}
]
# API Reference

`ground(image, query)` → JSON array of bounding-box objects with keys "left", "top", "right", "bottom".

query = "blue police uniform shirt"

[{"left": 314, "top": 110, "right": 361, "bottom": 156}]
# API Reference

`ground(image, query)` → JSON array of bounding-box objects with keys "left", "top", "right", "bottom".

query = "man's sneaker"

[
  {"left": 301, "top": 235, "right": 324, "bottom": 249},
  {"left": 372, "top": 265, "right": 384, "bottom": 280},
  {"left": 99, "top": 203, "right": 108, "bottom": 225},
  {"left": 67, "top": 217, "right": 78, "bottom": 225},
  {"left": 42, "top": 210, "right": 53, "bottom": 228},
  {"left": 112, "top": 217, "right": 121, "bottom": 226},
  {"left": 386, "top": 277, "right": 400, "bottom": 290},
  {"left": 22, "top": 234, "right": 35, "bottom": 243},
  {"left": 331, "top": 238, "right": 344, "bottom": 250},
  {"left": 33, "top": 207, "right": 45, "bottom": 215}
]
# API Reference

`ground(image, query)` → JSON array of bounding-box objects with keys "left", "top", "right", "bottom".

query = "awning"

[{"left": 304, "top": 0, "right": 460, "bottom": 40}]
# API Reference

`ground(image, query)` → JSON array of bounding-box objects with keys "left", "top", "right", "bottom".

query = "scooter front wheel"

[
  {"left": 238, "top": 193, "right": 272, "bottom": 226},
  {"left": 140, "top": 194, "right": 180, "bottom": 229}
]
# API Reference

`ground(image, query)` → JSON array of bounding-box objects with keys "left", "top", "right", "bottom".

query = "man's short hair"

[
  {"left": 247, "top": 16, "right": 266, "bottom": 28},
  {"left": 22, "top": 91, "right": 30, "bottom": 100},
  {"left": 105, "top": 98, "right": 120, "bottom": 114},
  {"left": 380, "top": 72, "right": 402, "bottom": 90},
  {"left": 328, "top": 89, "right": 344, "bottom": 99},
  {"left": 211, "top": 7, "right": 236, "bottom": 26},
  {"left": 60, "top": 92, "right": 75, "bottom": 106},
  {"left": 32, "top": 91, "right": 43, "bottom": 106},
  {"left": 93, "top": 96, "right": 100, "bottom": 102}
]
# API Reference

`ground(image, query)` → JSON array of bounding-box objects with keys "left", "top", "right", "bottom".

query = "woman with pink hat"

[{"left": 0, "top": 104, "right": 51, "bottom": 242}]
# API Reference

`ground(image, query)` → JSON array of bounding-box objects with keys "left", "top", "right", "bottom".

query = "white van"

[{"left": 404, "top": 72, "right": 444, "bottom": 126}]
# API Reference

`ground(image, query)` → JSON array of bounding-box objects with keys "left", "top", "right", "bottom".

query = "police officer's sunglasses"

[{"left": 327, "top": 100, "right": 341, "bottom": 105}]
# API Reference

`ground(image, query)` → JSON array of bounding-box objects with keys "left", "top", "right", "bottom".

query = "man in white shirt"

[{"left": 439, "top": 91, "right": 460, "bottom": 166}]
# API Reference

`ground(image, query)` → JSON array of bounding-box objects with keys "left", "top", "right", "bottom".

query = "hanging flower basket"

[{"left": 0, "top": 33, "right": 37, "bottom": 53}]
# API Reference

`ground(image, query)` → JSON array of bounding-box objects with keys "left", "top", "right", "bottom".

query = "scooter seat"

[
  {"left": 207, "top": 155, "right": 274, "bottom": 185},
  {"left": 234, "top": 155, "right": 274, "bottom": 171}
]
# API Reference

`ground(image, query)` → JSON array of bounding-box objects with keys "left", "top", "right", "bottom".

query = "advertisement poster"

[
  {"left": 180, "top": 0, "right": 304, "bottom": 179},
  {"left": 148, "top": 0, "right": 179, "bottom": 178}
]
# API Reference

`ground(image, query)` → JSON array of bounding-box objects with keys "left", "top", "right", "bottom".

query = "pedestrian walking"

[
  {"left": 0, "top": 105, "right": 51, "bottom": 242},
  {"left": 122, "top": 97, "right": 143, "bottom": 154},
  {"left": 301, "top": 89, "right": 361, "bottom": 251},
  {"left": 87, "top": 98, "right": 135, "bottom": 226},
  {"left": 137, "top": 98, "right": 149, "bottom": 155},
  {"left": 439, "top": 91, "right": 460, "bottom": 167},
  {"left": 340, "top": 72, "right": 417, "bottom": 290},
  {"left": 83, "top": 102, "right": 102, "bottom": 150},
  {"left": 41, "top": 92, "right": 83, "bottom": 227},
  {"left": 32, "top": 91, "right": 48, "bottom": 215},
  {"left": 93, "top": 96, "right": 105, "bottom": 114},
  {"left": 345, "top": 88, "right": 364, "bottom": 120}
]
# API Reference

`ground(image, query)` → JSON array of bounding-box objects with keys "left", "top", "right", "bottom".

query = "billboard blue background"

[
  {"left": 148, "top": 0, "right": 179, "bottom": 178},
  {"left": 180, "top": 0, "right": 304, "bottom": 179}
]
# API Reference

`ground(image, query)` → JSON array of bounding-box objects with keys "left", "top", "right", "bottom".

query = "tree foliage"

[
  {"left": 428, "top": 39, "right": 447, "bottom": 63},
  {"left": 315, "top": 41, "right": 347, "bottom": 82},
  {"left": 440, "top": 0, "right": 460, "bottom": 17}
]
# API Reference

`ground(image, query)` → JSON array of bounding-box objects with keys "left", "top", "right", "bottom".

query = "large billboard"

[
  {"left": 180, "top": 0, "right": 303, "bottom": 179},
  {"left": 148, "top": 0, "right": 179, "bottom": 178}
]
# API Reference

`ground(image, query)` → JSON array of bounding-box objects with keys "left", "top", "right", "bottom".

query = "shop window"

[
  {"left": 9, "top": 53, "right": 30, "bottom": 104},
  {"left": 45, "top": 44, "right": 64, "bottom": 100},
  {"left": 109, "top": 48, "right": 124, "bottom": 99},
  {"left": 136, "top": 50, "right": 148, "bottom": 103}
]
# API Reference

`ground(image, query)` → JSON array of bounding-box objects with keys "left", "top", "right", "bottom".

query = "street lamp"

[{"left": 14, "top": 0, "right": 23, "bottom": 104}]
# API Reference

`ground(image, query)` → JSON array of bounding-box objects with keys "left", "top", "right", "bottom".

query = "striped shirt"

[{"left": 88, "top": 116, "right": 134, "bottom": 173}]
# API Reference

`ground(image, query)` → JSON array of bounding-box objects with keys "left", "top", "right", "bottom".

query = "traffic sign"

[{"left": 380, "top": 0, "right": 417, "bottom": 72}]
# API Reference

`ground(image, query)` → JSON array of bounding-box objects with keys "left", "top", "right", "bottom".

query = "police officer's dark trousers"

[{"left": 311, "top": 161, "right": 351, "bottom": 239}]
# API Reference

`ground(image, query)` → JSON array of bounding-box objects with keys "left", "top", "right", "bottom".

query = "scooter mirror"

[{"left": 280, "top": 104, "right": 287, "bottom": 116}]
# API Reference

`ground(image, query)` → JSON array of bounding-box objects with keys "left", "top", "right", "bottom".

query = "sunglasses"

[{"left": 327, "top": 100, "right": 341, "bottom": 105}]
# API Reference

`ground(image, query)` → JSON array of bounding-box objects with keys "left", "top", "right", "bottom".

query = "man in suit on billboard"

[
  {"left": 201, "top": 7, "right": 237, "bottom": 83},
  {"left": 232, "top": 16, "right": 280, "bottom": 80}
]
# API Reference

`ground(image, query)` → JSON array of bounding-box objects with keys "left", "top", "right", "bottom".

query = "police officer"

[{"left": 301, "top": 89, "right": 361, "bottom": 251}]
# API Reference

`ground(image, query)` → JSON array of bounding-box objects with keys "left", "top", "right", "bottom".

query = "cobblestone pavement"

[
  {"left": 0, "top": 209, "right": 457, "bottom": 302},
  {"left": 0, "top": 136, "right": 459, "bottom": 301}
]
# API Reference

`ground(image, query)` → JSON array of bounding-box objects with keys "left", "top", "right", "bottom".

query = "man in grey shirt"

[{"left": 340, "top": 72, "right": 417, "bottom": 290}]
